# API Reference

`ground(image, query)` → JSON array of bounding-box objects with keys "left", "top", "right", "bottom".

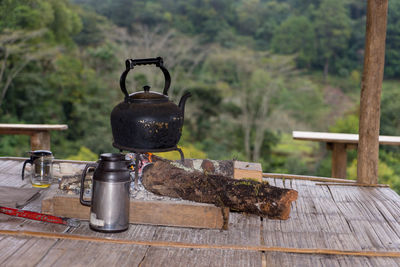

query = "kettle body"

[
  {"left": 110, "top": 57, "right": 191, "bottom": 151},
  {"left": 80, "top": 153, "right": 131, "bottom": 232}
]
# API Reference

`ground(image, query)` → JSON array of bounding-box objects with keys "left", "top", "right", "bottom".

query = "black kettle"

[{"left": 110, "top": 57, "right": 191, "bottom": 151}]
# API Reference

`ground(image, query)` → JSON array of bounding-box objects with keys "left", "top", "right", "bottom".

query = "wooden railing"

[
  {"left": 0, "top": 124, "right": 68, "bottom": 151},
  {"left": 293, "top": 131, "right": 400, "bottom": 178}
]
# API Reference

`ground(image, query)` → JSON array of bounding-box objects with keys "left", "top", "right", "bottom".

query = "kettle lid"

[{"left": 128, "top": 85, "right": 168, "bottom": 102}]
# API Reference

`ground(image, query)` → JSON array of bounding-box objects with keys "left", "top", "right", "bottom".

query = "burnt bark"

[{"left": 142, "top": 159, "right": 298, "bottom": 220}]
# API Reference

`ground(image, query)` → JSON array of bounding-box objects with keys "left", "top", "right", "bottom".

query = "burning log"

[{"left": 142, "top": 158, "right": 298, "bottom": 220}]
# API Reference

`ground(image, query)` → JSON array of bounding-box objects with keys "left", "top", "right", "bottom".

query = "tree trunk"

[
  {"left": 142, "top": 159, "right": 298, "bottom": 220},
  {"left": 323, "top": 58, "right": 329, "bottom": 81}
]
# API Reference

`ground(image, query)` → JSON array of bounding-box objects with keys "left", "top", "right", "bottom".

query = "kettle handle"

[
  {"left": 21, "top": 158, "right": 33, "bottom": 180},
  {"left": 80, "top": 163, "right": 98, "bottom": 206},
  {"left": 119, "top": 57, "right": 171, "bottom": 101}
]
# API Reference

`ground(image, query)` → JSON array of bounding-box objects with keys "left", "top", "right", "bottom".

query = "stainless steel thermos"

[{"left": 80, "top": 153, "right": 131, "bottom": 232}]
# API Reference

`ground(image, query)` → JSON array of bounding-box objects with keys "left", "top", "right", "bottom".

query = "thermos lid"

[
  {"left": 100, "top": 153, "right": 125, "bottom": 161},
  {"left": 94, "top": 153, "right": 131, "bottom": 182}
]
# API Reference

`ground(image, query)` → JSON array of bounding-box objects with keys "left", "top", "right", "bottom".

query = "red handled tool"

[{"left": 0, "top": 206, "right": 80, "bottom": 227}]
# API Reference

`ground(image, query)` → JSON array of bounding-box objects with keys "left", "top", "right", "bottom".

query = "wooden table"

[
  {"left": 0, "top": 124, "right": 68, "bottom": 151},
  {"left": 1, "top": 158, "right": 400, "bottom": 266},
  {"left": 293, "top": 131, "right": 400, "bottom": 178}
]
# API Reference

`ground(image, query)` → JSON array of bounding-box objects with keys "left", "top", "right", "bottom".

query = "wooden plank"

[
  {"left": 0, "top": 236, "right": 30, "bottom": 263},
  {"left": 261, "top": 177, "right": 400, "bottom": 259},
  {"left": 37, "top": 239, "right": 149, "bottom": 267},
  {"left": 140, "top": 247, "right": 262, "bottom": 267},
  {"left": 69, "top": 221, "right": 158, "bottom": 241},
  {"left": 234, "top": 161, "right": 262, "bottom": 182},
  {"left": 0, "top": 174, "right": 26, "bottom": 188},
  {"left": 358, "top": 0, "right": 389, "bottom": 184},
  {"left": 150, "top": 212, "right": 260, "bottom": 246},
  {"left": 0, "top": 160, "right": 23, "bottom": 174},
  {"left": 67, "top": 212, "right": 259, "bottom": 248},
  {"left": 316, "top": 183, "right": 389, "bottom": 187},
  {"left": 263, "top": 173, "right": 356, "bottom": 183},
  {"left": 41, "top": 194, "right": 229, "bottom": 229},
  {"left": 0, "top": 124, "right": 68, "bottom": 131},
  {"left": 0, "top": 236, "right": 58, "bottom": 266},
  {"left": 293, "top": 131, "right": 360, "bottom": 143},
  {"left": 293, "top": 131, "right": 400, "bottom": 146},
  {"left": 0, "top": 215, "right": 68, "bottom": 232},
  {"left": 264, "top": 252, "right": 400, "bottom": 267}
]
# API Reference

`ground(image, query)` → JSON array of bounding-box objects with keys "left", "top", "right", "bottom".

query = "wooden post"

[
  {"left": 331, "top": 143, "right": 347, "bottom": 178},
  {"left": 357, "top": 0, "right": 388, "bottom": 184},
  {"left": 30, "top": 131, "right": 51, "bottom": 151}
]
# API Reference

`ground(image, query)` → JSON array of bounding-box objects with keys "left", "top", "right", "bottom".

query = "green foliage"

[
  {"left": 380, "top": 81, "right": 400, "bottom": 136},
  {"left": 329, "top": 114, "right": 359, "bottom": 134},
  {"left": 271, "top": 16, "right": 316, "bottom": 67},
  {"left": 276, "top": 77, "right": 328, "bottom": 129},
  {"left": 155, "top": 130, "right": 207, "bottom": 160},
  {"left": 314, "top": 0, "right": 351, "bottom": 76},
  {"left": 385, "top": 0, "right": 400, "bottom": 78},
  {"left": 66, "top": 146, "right": 98, "bottom": 161},
  {"left": 271, "top": 133, "right": 319, "bottom": 174},
  {"left": 348, "top": 158, "right": 400, "bottom": 193},
  {"left": 73, "top": 9, "right": 108, "bottom": 46}
]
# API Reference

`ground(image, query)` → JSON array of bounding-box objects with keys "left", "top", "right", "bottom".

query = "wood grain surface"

[
  {"left": 357, "top": 0, "right": 389, "bottom": 184},
  {"left": 233, "top": 161, "right": 262, "bottom": 182},
  {"left": 41, "top": 194, "right": 229, "bottom": 229},
  {"left": 2, "top": 159, "right": 400, "bottom": 266}
]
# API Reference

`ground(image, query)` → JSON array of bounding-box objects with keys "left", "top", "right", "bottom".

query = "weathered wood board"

[
  {"left": 41, "top": 194, "right": 229, "bottom": 229},
  {"left": 233, "top": 161, "right": 262, "bottom": 182}
]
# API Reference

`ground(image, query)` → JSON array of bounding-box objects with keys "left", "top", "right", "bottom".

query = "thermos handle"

[
  {"left": 80, "top": 163, "right": 98, "bottom": 206},
  {"left": 21, "top": 158, "right": 33, "bottom": 180},
  {"left": 119, "top": 57, "right": 171, "bottom": 102}
]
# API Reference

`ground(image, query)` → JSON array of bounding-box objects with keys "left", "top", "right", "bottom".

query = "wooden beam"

[
  {"left": 42, "top": 195, "right": 229, "bottom": 229},
  {"left": 31, "top": 131, "right": 51, "bottom": 150},
  {"left": 0, "top": 124, "right": 68, "bottom": 131},
  {"left": 293, "top": 131, "right": 400, "bottom": 146},
  {"left": 233, "top": 161, "right": 262, "bottom": 182},
  {"left": 262, "top": 173, "right": 357, "bottom": 183},
  {"left": 357, "top": 0, "right": 389, "bottom": 184},
  {"left": 331, "top": 143, "right": 347, "bottom": 178},
  {"left": 0, "top": 124, "right": 67, "bottom": 151}
]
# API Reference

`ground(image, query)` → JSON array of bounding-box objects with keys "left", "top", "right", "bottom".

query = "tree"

[
  {"left": 314, "top": 0, "right": 351, "bottom": 79},
  {"left": 235, "top": 0, "right": 290, "bottom": 46},
  {"left": 107, "top": 24, "right": 209, "bottom": 101},
  {"left": 0, "top": 29, "right": 58, "bottom": 107},
  {"left": 384, "top": 0, "right": 400, "bottom": 78},
  {"left": 271, "top": 16, "right": 316, "bottom": 68},
  {"left": 203, "top": 49, "right": 297, "bottom": 162}
]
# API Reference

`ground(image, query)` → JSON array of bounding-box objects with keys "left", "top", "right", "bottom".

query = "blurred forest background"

[{"left": 1, "top": 0, "right": 400, "bottom": 192}]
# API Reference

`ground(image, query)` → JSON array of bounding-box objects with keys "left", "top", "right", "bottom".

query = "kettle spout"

[{"left": 178, "top": 92, "right": 192, "bottom": 116}]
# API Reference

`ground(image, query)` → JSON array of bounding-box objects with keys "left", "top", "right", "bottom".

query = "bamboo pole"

[
  {"left": 263, "top": 173, "right": 356, "bottom": 183},
  {"left": 316, "top": 183, "right": 389, "bottom": 187},
  {"left": 1, "top": 230, "right": 400, "bottom": 258},
  {"left": 357, "top": 0, "right": 389, "bottom": 184}
]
